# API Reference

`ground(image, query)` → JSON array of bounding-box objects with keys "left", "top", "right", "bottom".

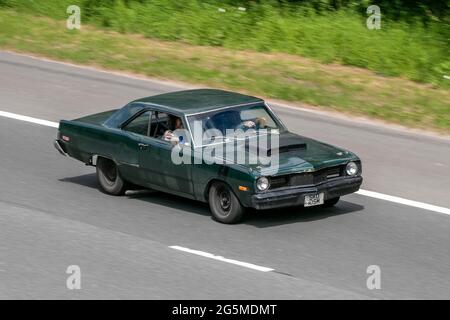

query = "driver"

[{"left": 163, "top": 116, "right": 184, "bottom": 141}]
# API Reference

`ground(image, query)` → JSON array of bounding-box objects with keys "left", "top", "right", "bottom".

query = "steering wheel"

[
  {"left": 159, "top": 121, "right": 169, "bottom": 131},
  {"left": 153, "top": 116, "right": 170, "bottom": 138}
]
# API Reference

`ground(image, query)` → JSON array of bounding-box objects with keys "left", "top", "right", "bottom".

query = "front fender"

[{"left": 192, "top": 162, "right": 255, "bottom": 206}]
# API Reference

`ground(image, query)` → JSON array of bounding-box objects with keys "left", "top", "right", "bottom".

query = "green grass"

[
  {"left": 0, "top": 10, "right": 449, "bottom": 132},
  {"left": 1, "top": 0, "right": 449, "bottom": 86}
]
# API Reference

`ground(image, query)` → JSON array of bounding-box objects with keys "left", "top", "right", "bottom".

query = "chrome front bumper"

[{"left": 250, "top": 176, "right": 363, "bottom": 210}]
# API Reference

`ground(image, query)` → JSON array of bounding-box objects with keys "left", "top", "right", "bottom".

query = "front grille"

[
  {"left": 269, "top": 176, "right": 289, "bottom": 189},
  {"left": 269, "top": 165, "right": 345, "bottom": 189}
]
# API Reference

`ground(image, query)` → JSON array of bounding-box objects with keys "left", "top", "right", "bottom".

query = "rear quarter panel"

[{"left": 58, "top": 120, "right": 139, "bottom": 168}]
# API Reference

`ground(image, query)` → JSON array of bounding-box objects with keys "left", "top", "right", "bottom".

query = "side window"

[
  {"left": 149, "top": 111, "right": 187, "bottom": 143},
  {"left": 123, "top": 111, "right": 151, "bottom": 136}
]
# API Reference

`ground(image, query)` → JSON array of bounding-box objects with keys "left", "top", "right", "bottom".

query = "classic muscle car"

[{"left": 54, "top": 89, "right": 362, "bottom": 223}]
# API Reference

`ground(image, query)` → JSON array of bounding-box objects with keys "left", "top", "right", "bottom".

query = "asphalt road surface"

[{"left": 0, "top": 51, "right": 449, "bottom": 299}]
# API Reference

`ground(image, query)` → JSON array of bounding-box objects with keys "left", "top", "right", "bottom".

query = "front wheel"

[
  {"left": 96, "top": 157, "right": 127, "bottom": 196},
  {"left": 208, "top": 182, "right": 245, "bottom": 224}
]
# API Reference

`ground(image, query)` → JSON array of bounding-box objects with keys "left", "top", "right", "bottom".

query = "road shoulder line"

[
  {"left": 0, "top": 110, "right": 58, "bottom": 128},
  {"left": 356, "top": 189, "right": 450, "bottom": 215}
]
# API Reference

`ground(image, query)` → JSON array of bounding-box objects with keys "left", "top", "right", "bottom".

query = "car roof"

[{"left": 132, "top": 89, "right": 264, "bottom": 115}]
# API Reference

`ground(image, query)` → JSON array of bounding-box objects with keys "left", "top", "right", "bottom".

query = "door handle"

[{"left": 138, "top": 143, "right": 149, "bottom": 150}]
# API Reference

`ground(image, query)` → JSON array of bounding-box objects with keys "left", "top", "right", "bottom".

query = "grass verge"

[
  {"left": 1, "top": 0, "right": 449, "bottom": 86},
  {"left": 0, "top": 10, "right": 449, "bottom": 133}
]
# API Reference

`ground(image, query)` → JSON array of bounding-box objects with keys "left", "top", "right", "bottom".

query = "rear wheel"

[
  {"left": 323, "top": 196, "right": 340, "bottom": 207},
  {"left": 208, "top": 182, "right": 245, "bottom": 224},
  {"left": 96, "top": 157, "right": 127, "bottom": 195}
]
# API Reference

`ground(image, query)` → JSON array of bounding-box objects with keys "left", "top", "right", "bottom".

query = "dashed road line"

[{"left": 169, "top": 246, "right": 274, "bottom": 272}]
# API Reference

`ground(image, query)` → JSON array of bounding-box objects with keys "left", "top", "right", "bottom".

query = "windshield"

[{"left": 187, "top": 104, "right": 283, "bottom": 146}]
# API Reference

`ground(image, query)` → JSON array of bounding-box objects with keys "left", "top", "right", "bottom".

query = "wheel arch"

[{"left": 90, "top": 154, "right": 118, "bottom": 166}]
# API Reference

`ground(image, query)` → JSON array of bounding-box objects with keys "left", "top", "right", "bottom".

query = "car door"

[
  {"left": 118, "top": 110, "right": 153, "bottom": 187},
  {"left": 138, "top": 110, "right": 194, "bottom": 198}
]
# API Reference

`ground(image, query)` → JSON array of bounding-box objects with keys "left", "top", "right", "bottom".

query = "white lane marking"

[
  {"left": 356, "top": 189, "right": 450, "bottom": 216},
  {"left": 0, "top": 111, "right": 58, "bottom": 128},
  {"left": 1, "top": 110, "right": 450, "bottom": 216},
  {"left": 169, "top": 246, "right": 274, "bottom": 272}
]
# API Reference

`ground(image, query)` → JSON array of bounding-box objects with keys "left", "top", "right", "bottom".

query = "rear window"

[{"left": 104, "top": 104, "right": 144, "bottom": 128}]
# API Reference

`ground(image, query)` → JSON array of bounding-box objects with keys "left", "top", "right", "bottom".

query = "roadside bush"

[{"left": 0, "top": 0, "right": 448, "bottom": 85}]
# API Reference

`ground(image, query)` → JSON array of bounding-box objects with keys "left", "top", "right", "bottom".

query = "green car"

[{"left": 54, "top": 89, "right": 362, "bottom": 223}]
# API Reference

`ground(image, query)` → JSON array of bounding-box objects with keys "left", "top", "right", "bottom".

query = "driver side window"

[{"left": 123, "top": 110, "right": 181, "bottom": 141}]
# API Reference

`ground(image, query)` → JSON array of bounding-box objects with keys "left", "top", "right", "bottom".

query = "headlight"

[
  {"left": 346, "top": 161, "right": 358, "bottom": 176},
  {"left": 256, "top": 177, "right": 270, "bottom": 191}
]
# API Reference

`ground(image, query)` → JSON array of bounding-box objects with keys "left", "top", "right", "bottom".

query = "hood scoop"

[
  {"left": 244, "top": 132, "right": 307, "bottom": 156},
  {"left": 267, "top": 143, "right": 307, "bottom": 156}
]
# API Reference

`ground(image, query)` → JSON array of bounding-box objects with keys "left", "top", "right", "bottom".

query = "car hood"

[{"left": 229, "top": 131, "right": 358, "bottom": 176}]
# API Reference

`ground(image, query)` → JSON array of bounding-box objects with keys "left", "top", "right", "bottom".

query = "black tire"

[
  {"left": 208, "top": 181, "right": 245, "bottom": 224},
  {"left": 323, "top": 196, "right": 340, "bottom": 207},
  {"left": 96, "top": 157, "right": 127, "bottom": 196}
]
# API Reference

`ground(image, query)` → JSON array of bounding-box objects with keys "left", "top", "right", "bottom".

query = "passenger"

[{"left": 240, "top": 117, "right": 267, "bottom": 130}]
